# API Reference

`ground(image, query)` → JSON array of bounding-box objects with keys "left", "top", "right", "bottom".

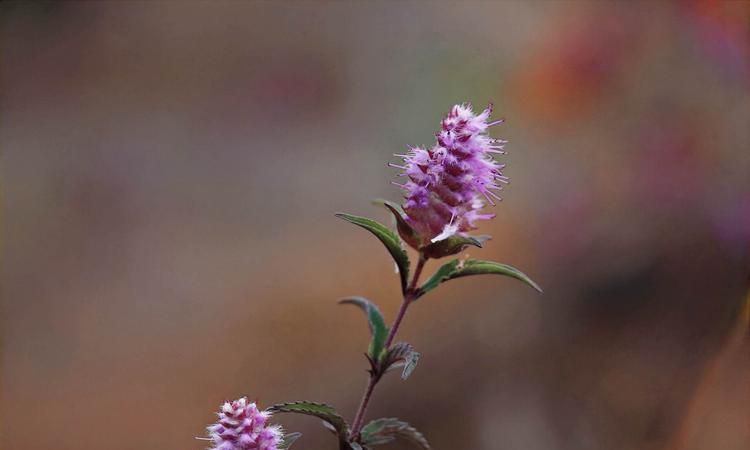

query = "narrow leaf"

[
  {"left": 279, "top": 432, "right": 302, "bottom": 450},
  {"left": 450, "top": 259, "right": 543, "bottom": 292},
  {"left": 335, "top": 213, "right": 410, "bottom": 294},
  {"left": 360, "top": 418, "right": 430, "bottom": 449},
  {"left": 339, "top": 296, "right": 388, "bottom": 361},
  {"left": 268, "top": 401, "right": 349, "bottom": 438},
  {"left": 417, "top": 258, "right": 542, "bottom": 299}
]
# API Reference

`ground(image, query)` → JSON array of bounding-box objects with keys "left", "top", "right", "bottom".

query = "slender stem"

[
  {"left": 349, "top": 375, "right": 377, "bottom": 440},
  {"left": 384, "top": 254, "right": 427, "bottom": 348},
  {"left": 349, "top": 254, "right": 428, "bottom": 439}
]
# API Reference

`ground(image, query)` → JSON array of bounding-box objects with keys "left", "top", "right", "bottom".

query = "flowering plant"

[{"left": 200, "top": 104, "right": 541, "bottom": 450}]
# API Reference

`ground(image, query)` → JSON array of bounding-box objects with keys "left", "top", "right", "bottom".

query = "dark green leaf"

[
  {"left": 268, "top": 401, "right": 349, "bottom": 439},
  {"left": 373, "top": 199, "right": 422, "bottom": 250},
  {"left": 360, "top": 418, "right": 430, "bottom": 449},
  {"left": 417, "top": 258, "right": 542, "bottom": 299},
  {"left": 423, "top": 234, "right": 484, "bottom": 259},
  {"left": 335, "top": 213, "right": 410, "bottom": 294},
  {"left": 416, "top": 259, "right": 461, "bottom": 296},
  {"left": 339, "top": 296, "right": 388, "bottom": 361},
  {"left": 279, "top": 432, "right": 302, "bottom": 450}
]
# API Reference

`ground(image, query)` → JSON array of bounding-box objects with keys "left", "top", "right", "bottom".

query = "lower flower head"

[{"left": 206, "top": 397, "right": 283, "bottom": 450}]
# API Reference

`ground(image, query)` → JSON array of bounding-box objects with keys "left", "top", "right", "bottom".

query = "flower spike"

[
  {"left": 205, "top": 397, "right": 284, "bottom": 450},
  {"left": 392, "top": 103, "right": 507, "bottom": 247}
]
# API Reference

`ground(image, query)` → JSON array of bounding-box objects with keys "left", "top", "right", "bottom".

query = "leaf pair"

[
  {"left": 268, "top": 402, "right": 429, "bottom": 450},
  {"left": 336, "top": 209, "right": 542, "bottom": 297},
  {"left": 339, "top": 297, "right": 420, "bottom": 380}
]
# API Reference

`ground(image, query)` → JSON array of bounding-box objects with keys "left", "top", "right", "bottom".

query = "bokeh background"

[{"left": 2, "top": 2, "right": 749, "bottom": 450}]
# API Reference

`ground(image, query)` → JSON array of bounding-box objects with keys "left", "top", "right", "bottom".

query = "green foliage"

[
  {"left": 335, "top": 212, "right": 411, "bottom": 294},
  {"left": 381, "top": 342, "right": 420, "bottom": 380},
  {"left": 360, "top": 418, "right": 430, "bottom": 449},
  {"left": 417, "top": 258, "right": 542, "bottom": 299},
  {"left": 278, "top": 432, "right": 302, "bottom": 450},
  {"left": 268, "top": 401, "right": 349, "bottom": 440},
  {"left": 339, "top": 296, "right": 389, "bottom": 362},
  {"left": 416, "top": 259, "right": 462, "bottom": 296}
]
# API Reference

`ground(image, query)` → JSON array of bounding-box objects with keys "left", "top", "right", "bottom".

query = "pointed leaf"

[
  {"left": 335, "top": 213, "right": 410, "bottom": 294},
  {"left": 450, "top": 259, "right": 543, "bottom": 292},
  {"left": 339, "top": 296, "right": 388, "bottom": 361},
  {"left": 268, "top": 401, "right": 349, "bottom": 438},
  {"left": 279, "top": 432, "right": 302, "bottom": 450},
  {"left": 417, "top": 258, "right": 542, "bottom": 299},
  {"left": 423, "top": 234, "right": 483, "bottom": 259},
  {"left": 360, "top": 418, "right": 430, "bottom": 449}
]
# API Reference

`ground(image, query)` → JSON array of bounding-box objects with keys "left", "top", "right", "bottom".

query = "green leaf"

[
  {"left": 373, "top": 199, "right": 422, "bottom": 250},
  {"left": 339, "top": 296, "right": 389, "bottom": 361},
  {"left": 417, "top": 259, "right": 461, "bottom": 295},
  {"left": 268, "top": 401, "right": 349, "bottom": 439},
  {"left": 422, "top": 234, "right": 484, "bottom": 259},
  {"left": 335, "top": 213, "right": 410, "bottom": 294},
  {"left": 360, "top": 418, "right": 430, "bottom": 449},
  {"left": 279, "top": 432, "right": 302, "bottom": 450},
  {"left": 381, "top": 342, "right": 420, "bottom": 380},
  {"left": 417, "top": 258, "right": 542, "bottom": 299}
]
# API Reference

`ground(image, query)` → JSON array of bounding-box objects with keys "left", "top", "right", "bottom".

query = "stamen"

[
  {"left": 481, "top": 190, "right": 496, "bottom": 206},
  {"left": 487, "top": 190, "right": 503, "bottom": 201}
]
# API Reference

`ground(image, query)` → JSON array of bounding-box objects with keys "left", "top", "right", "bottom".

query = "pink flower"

[
  {"left": 206, "top": 397, "right": 283, "bottom": 450},
  {"left": 391, "top": 103, "right": 507, "bottom": 246}
]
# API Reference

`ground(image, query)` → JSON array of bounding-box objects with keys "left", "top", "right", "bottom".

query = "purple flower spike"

[
  {"left": 206, "top": 397, "right": 284, "bottom": 450},
  {"left": 393, "top": 103, "right": 507, "bottom": 246}
]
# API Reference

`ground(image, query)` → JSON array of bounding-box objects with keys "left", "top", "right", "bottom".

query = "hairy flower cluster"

[
  {"left": 206, "top": 397, "right": 283, "bottom": 450},
  {"left": 392, "top": 103, "right": 507, "bottom": 245}
]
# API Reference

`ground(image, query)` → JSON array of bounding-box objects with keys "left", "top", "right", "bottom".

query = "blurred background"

[{"left": 2, "top": 1, "right": 749, "bottom": 450}]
